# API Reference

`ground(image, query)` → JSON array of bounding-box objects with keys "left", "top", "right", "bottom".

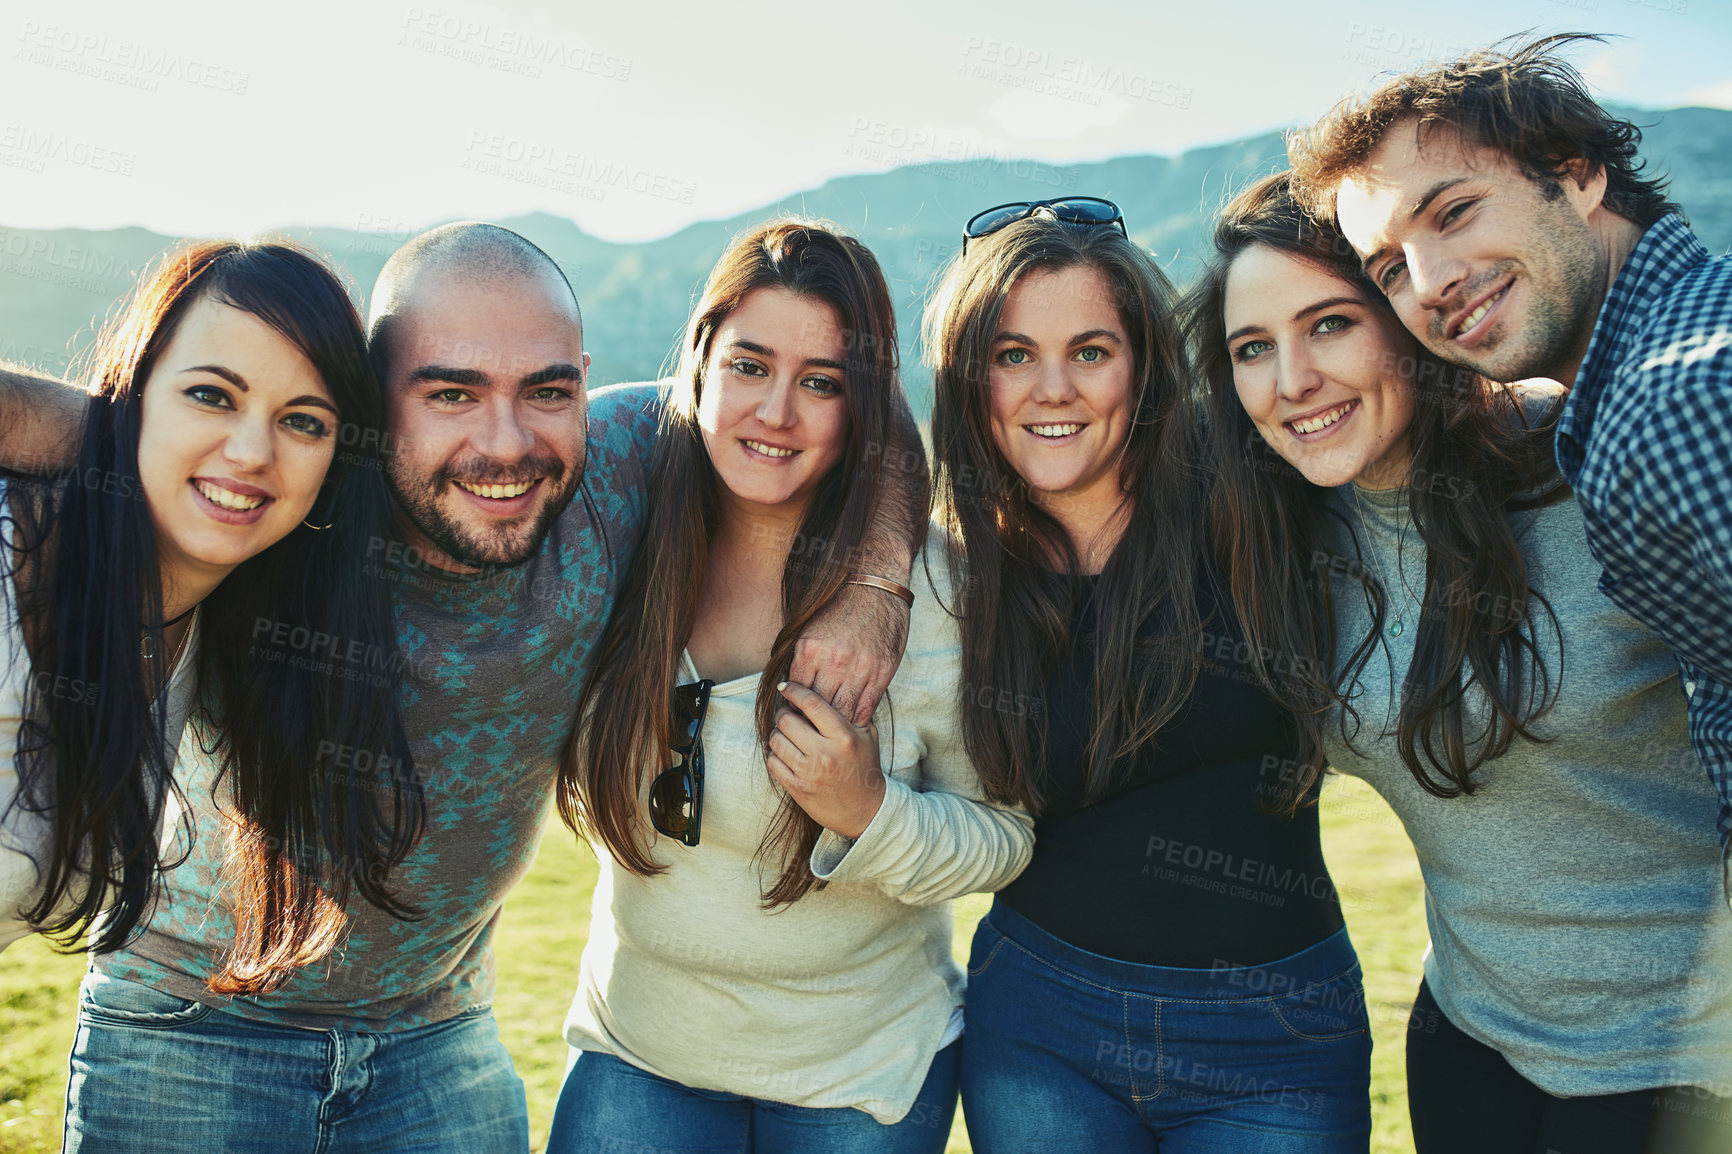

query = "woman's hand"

[{"left": 765, "top": 680, "right": 885, "bottom": 840}]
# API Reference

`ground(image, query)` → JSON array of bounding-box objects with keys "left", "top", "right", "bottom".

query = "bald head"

[
  {"left": 368, "top": 222, "right": 582, "bottom": 380},
  {"left": 369, "top": 221, "right": 593, "bottom": 573}
]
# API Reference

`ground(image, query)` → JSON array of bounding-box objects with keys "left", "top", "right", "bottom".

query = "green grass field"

[{"left": 1, "top": 776, "right": 1426, "bottom": 1153}]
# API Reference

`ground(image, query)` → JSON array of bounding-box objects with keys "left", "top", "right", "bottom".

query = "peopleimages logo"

[
  {"left": 842, "top": 119, "right": 1077, "bottom": 192},
  {"left": 15, "top": 22, "right": 250, "bottom": 94},
  {"left": 398, "top": 9, "right": 632, "bottom": 80},
  {"left": 0, "top": 125, "right": 134, "bottom": 176},
  {"left": 0, "top": 229, "right": 135, "bottom": 297},
  {"left": 461, "top": 132, "right": 696, "bottom": 205},
  {"left": 959, "top": 36, "right": 1194, "bottom": 109}
]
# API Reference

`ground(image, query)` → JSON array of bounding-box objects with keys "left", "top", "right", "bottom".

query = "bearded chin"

[{"left": 385, "top": 466, "right": 580, "bottom": 569}]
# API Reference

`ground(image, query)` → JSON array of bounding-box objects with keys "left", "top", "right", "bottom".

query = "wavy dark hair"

[
  {"left": 924, "top": 216, "right": 1205, "bottom": 814},
  {"left": 561, "top": 218, "right": 903, "bottom": 908},
  {"left": 1183, "top": 171, "right": 1567, "bottom": 805},
  {"left": 1288, "top": 32, "right": 1682, "bottom": 228},
  {"left": 4, "top": 240, "right": 422, "bottom": 992}
]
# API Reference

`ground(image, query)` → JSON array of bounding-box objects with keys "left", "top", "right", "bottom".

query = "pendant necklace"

[{"left": 1352, "top": 491, "right": 1413, "bottom": 640}]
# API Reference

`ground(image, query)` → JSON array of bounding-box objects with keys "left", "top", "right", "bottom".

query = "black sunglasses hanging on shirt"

[{"left": 649, "top": 679, "right": 713, "bottom": 847}]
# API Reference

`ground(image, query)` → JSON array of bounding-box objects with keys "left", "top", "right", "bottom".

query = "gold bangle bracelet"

[{"left": 844, "top": 573, "right": 915, "bottom": 607}]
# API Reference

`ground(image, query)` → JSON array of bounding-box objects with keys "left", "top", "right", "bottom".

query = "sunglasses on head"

[
  {"left": 961, "top": 197, "right": 1127, "bottom": 255},
  {"left": 649, "top": 679, "right": 713, "bottom": 848}
]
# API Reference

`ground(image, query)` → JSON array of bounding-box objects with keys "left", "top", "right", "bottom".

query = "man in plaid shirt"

[{"left": 1291, "top": 34, "right": 1732, "bottom": 893}]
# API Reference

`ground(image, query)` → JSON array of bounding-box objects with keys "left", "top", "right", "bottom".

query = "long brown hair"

[
  {"left": 1184, "top": 171, "right": 1566, "bottom": 805},
  {"left": 5, "top": 240, "right": 421, "bottom": 992},
  {"left": 924, "top": 216, "right": 1205, "bottom": 813},
  {"left": 561, "top": 218, "right": 902, "bottom": 907}
]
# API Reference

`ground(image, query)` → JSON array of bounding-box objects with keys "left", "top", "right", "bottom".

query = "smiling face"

[
  {"left": 136, "top": 296, "right": 338, "bottom": 599},
  {"left": 697, "top": 286, "right": 849, "bottom": 518},
  {"left": 1223, "top": 244, "right": 1417, "bottom": 489},
  {"left": 1333, "top": 119, "right": 1607, "bottom": 385},
  {"left": 987, "top": 264, "right": 1135, "bottom": 536},
  {"left": 382, "top": 269, "right": 589, "bottom": 570}
]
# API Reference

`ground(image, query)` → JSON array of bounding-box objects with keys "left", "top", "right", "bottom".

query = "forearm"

[
  {"left": 0, "top": 362, "right": 85, "bottom": 472},
  {"left": 789, "top": 404, "right": 926, "bottom": 721},
  {"left": 810, "top": 776, "right": 1034, "bottom": 905},
  {"left": 855, "top": 398, "right": 930, "bottom": 582}
]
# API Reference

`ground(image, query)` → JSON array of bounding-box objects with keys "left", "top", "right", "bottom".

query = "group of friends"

[{"left": 1, "top": 33, "right": 1730, "bottom": 1154}]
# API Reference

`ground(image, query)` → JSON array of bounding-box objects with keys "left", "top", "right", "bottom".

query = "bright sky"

[{"left": 2, "top": 0, "right": 1727, "bottom": 242}]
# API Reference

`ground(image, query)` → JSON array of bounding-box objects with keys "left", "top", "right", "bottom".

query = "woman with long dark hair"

[
  {"left": 930, "top": 201, "right": 1371, "bottom": 1153},
  {"left": 1189, "top": 171, "right": 1732, "bottom": 1153},
  {"left": 0, "top": 240, "right": 420, "bottom": 994},
  {"left": 544, "top": 218, "right": 1032, "bottom": 1154}
]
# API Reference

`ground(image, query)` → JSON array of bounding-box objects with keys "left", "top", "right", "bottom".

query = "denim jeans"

[
  {"left": 960, "top": 900, "right": 1372, "bottom": 1153},
  {"left": 63, "top": 970, "right": 530, "bottom": 1153},
  {"left": 544, "top": 1041, "right": 960, "bottom": 1154}
]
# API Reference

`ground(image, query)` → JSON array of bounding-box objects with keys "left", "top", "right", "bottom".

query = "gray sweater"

[{"left": 1320, "top": 410, "right": 1732, "bottom": 1096}]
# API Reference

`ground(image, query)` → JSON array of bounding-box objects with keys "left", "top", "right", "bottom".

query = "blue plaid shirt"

[{"left": 1557, "top": 215, "right": 1732, "bottom": 869}]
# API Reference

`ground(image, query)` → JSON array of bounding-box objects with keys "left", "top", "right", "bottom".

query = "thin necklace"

[
  {"left": 139, "top": 602, "right": 197, "bottom": 657},
  {"left": 140, "top": 607, "right": 198, "bottom": 672},
  {"left": 1352, "top": 490, "right": 1413, "bottom": 639}
]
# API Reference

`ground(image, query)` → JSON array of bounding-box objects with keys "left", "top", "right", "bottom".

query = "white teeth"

[
  {"left": 456, "top": 479, "right": 534, "bottom": 499},
  {"left": 1290, "top": 403, "right": 1354, "bottom": 435},
  {"left": 744, "top": 440, "right": 796, "bottom": 458},
  {"left": 196, "top": 480, "right": 263, "bottom": 511},
  {"left": 1457, "top": 288, "right": 1505, "bottom": 337},
  {"left": 1027, "top": 424, "right": 1081, "bottom": 438}
]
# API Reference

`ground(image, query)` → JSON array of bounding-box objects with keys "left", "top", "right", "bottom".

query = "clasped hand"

[{"left": 765, "top": 681, "right": 885, "bottom": 840}]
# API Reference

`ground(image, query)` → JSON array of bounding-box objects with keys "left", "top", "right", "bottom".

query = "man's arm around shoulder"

[{"left": 0, "top": 362, "right": 87, "bottom": 473}]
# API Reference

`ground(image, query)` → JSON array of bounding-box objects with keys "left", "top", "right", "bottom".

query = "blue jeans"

[
  {"left": 545, "top": 1041, "right": 960, "bottom": 1154},
  {"left": 960, "top": 901, "right": 1372, "bottom": 1153},
  {"left": 63, "top": 970, "right": 529, "bottom": 1153}
]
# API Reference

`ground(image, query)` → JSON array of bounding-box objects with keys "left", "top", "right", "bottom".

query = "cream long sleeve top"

[{"left": 562, "top": 531, "right": 1034, "bottom": 1123}]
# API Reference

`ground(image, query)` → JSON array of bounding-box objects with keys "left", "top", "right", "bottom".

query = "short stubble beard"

[
  {"left": 386, "top": 455, "right": 581, "bottom": 569},
  {"left": 1423, "top": 194, "right": 1605, "bottom": 383}
]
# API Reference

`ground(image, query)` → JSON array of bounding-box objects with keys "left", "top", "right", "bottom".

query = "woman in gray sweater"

[{"left": 1186, "top": 172, "right": 1732, "bottom": 1153}]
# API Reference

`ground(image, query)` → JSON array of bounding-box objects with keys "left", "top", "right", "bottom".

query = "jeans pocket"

[
  {"left": 78, "top": 971, "right": 216, "bottom": 1030},
  {"left": 1267, "top": 965, "right": 1369, "bottom": 1042},
  {"left": 965, "top": 919, "right": 1009, "bottom": 979}
]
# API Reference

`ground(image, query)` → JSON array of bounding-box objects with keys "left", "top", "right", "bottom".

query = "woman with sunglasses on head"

[
  {"left": 1, "top": 240, "right": 419, "bottom": 997},
  {"left": 1187, "top": 172, "right": 1732, "bottom": 1153},
  {"left": 546, "top": 217, "right": 1033, "bottom": 1154},
  {"left": 930, "top": 198, "right": 1370, "bottom": 1153}
]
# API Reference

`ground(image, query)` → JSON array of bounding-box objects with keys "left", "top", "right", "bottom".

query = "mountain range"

[{"left": 3, "top": 105, "right": 1727, "bottom": 415}]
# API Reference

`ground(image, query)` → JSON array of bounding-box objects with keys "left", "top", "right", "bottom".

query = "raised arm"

[
  {"left": 0, "top": 363, "right": 86, "bottom": 473},
  {"left": 791, "top": 397, "right": 931, "bottom": 724}
]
